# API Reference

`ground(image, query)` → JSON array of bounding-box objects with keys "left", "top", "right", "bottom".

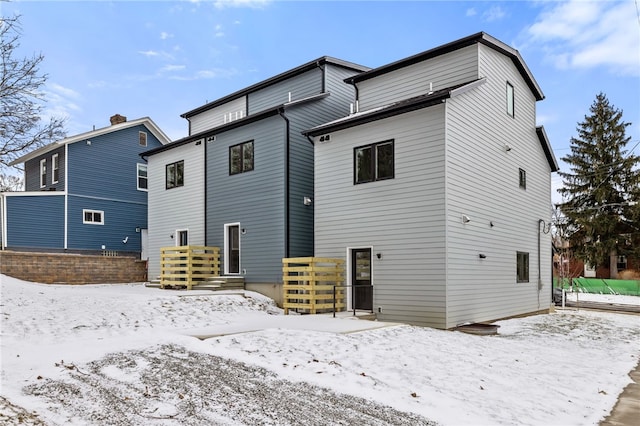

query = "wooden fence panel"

[
  {"left": 283, "top": 257, "right": 345, "bottom": 314},
  {"left": 160, "top": 246, "right": 220, "bottom": 290}
]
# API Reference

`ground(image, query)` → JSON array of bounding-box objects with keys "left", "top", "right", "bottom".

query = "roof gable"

[
  {"left": 10, "top": 117, "right": 171, "bottom": 166},
  {"left": 181, "top": 56, "right": 370, "bottom": 119},
  {"left": 345, "top": 32, "right": 544, "bottom": 101}
]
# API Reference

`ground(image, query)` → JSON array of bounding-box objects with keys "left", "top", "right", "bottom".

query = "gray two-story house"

[
  {"left": 143, "top": 57, "right": 369, "bottom": 301},
  {"left": 305, "top": 33, "right": 559, "bottom": 328}
]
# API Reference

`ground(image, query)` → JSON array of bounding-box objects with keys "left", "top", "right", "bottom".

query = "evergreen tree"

[{"left": 558, "top": 93, "right": 640, "bottom": 276}]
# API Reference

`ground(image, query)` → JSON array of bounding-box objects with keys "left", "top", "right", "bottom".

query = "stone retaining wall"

[{"left": 0, "top": 251, "right": 147, "bottom": 284}]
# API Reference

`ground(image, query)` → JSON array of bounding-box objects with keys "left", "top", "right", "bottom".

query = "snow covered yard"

[{"left": 1, "top": 275, "right": 639, "bottom": 425}]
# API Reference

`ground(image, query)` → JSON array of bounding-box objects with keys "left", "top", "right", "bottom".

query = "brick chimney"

[{"left": 110, "top": 114, "right": 127, "bottom": 125}]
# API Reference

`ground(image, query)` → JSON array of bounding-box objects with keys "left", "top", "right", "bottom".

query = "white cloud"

[
  {"left": 483, "top": 6, "right": 506, "bottom": 22},
  {"left": 160, "top": 32, "right": 174, "bottom": 40},
  {"left": 160, "top": 64, "right": 186, "bottom": 72},
  {"left": 466, "top": 8, "right": 476, "bottom": 17},
  {"left": 138, "top": 50, "right": 159, "bottom": 57},
  {"left": 213, "top": 0, "right": 271, "bottom": 10},
  {"left": 524, "top": 0, "right": 640, "bottom": 76}
]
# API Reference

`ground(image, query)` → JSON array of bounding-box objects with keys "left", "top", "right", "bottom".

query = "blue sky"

[{"left": 3, "top": 0, "right": 639, "bottom": 202}]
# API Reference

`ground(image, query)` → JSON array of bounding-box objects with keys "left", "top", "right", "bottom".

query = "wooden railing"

[
  {"left": 283, "top": 257, "right": 345, "bottom": 314},
  {"left": 160, "top": 246, "right": 220, "bottom": 290}
]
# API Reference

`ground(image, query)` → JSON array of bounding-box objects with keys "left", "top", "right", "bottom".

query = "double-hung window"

[
  {"left": 137, "top": 164, "right": 148, "bottom": 191},
  {"left": 229, "top": 141, "right": 254, "bottom": 175},
  {"left": 516, "top": 251, "right": 529, "bottom": 283},
  {"left": 40, "top": 159, "right": 47, "bottom": 188},
  {"left": 52, "top": 154, "right": 59, "bottom": 184},
  {"left": 354, "top": 140, "right": 394, "bottom": 184},
  {"left": 166, "top": 160, "right": 184, "bottom": 189}
]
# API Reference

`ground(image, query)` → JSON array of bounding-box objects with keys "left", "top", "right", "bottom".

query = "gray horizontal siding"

[
  {"left": 357, "top": 44, "right": 479, "bottom": 111},
  {"left": 314, "top": 106, "right": 448, "bottom": 328},
  {"left": 206, "top": 116, "right": 286, "bottom": 282},
  {"left": 443, "top": 44, "right": 552, "bottom": 328},
  {"left": 5, "top": 194, "right": 64, "bottom": 249},
  {"left": 147, "top": 140, "right": 205, "bottom": 278},
  {"left": 248, "top": 68, "right": 322, "bottom": 115},
  {"left": 189, "top": 97, "right": 247, "bottom": 135}
]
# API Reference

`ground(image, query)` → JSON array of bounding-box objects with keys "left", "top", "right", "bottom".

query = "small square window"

[
  {"left": 517, "top": 251, "right": 529, "bottom": 283},
  {"left": 83, "top": 209, "right": 104, "bottom": 225},
  {"left": 506, "top": 83, "right": 515, "bottom": 117},
  {"left": 229, "top": 141, "right": 254, "bottom": 175},
  {"left": 166, "top": 160, "right": 184, "bottom": 189},
  {"left": 617, "top": 255, "right": 627, "bottom": 271},
  {"left": 139, "top": 131, "right": 147, "bottom": 147},
  {"left": 354, "top": 140, "right": 395, "bottom": 184},
  {"left": 519, "top": 168, "right": 526, "bottom": 189}
]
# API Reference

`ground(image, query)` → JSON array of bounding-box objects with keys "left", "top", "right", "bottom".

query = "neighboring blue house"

[
  {"left": 0, "top": 114, "right": 170, "bottom": 257},
  {"left": 143, "top": 57, "right": 369, "bottom": 301}
]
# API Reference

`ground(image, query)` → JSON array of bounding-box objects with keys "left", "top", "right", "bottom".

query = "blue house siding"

[
  {"left": 248, "top": 68, "right": 323, "bottom": 115},
  {"left": 67, "top": 124, "right": 161, "bottom": 203},
  {"left": 206, "top": 116, "right": 286, "bottom": 282},
  {"left": 25, "top": 146, "right": 65, "bottom": 192},
  {"left": 5, "top": 195, "right": 64, "bottom": 249},
  {"left": 67, "top": 195, "right": 146, "bottom": 252}
]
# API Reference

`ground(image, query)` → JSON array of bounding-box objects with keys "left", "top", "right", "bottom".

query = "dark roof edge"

[
  {"left": 345, "top": 32, "right": 544, "bottom": 101},
  {"left": 304, "top": 92, "right": 451, "bottom": 137},
  {"left": 181, "top": 56, "right": 369, "bottom": 119},
  {"left": 143, "top": 107, "right": 282, "bottom": 157},
  {"left": 536, "top": 125, "right": 559, "bottom": 172}
]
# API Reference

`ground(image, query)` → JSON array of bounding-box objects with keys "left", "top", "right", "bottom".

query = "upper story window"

[
  {"left": 506, "top": 82, "right": 515, "bottom": 117},
  {"left": 517, "top": 251, "right": 529, "bottom": 283},
  {"left": 617, "top": 255, "right": 627, "bottom": 271},
  {"left": 166, "top": 160, "right": 184, "bottom": 189},
  {"left": 40, "top": 159, "right": 47, "bottom": 188},
  {"left": 52, "top": 154, "right": 59, "bottom": 184},
  {"left": 137, "top": 164, "right": 148, "bottom": 191},
  {"left": 229, "top": 141, "right": 254, "bottom": 175},
  {"left": 519, "top": 168, "right": 526, "bottom": 189},
  {"left": 354, "top": 140, "right": 394, "bottom": 184},
  {"left": 83, "top": 209, "right": 104, "bottom": 225},
  {"left": 139, "top": 131, "right": 147, "bottom": 147},
  {"left": 224, "top": 110, "right": 245, "bottom": 124}
]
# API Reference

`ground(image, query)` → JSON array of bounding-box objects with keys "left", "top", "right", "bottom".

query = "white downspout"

[{"left": 64, "top": 144, "right": 68, "bottom": 249}]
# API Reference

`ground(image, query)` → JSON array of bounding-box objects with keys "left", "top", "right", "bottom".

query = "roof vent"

[{"left": 110, "top": 114, "right": 127, "bottom": 125}]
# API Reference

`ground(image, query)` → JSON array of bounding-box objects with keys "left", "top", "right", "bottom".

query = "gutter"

[{"left": 278, "top": 108, "right": 291, "bottom": 258}]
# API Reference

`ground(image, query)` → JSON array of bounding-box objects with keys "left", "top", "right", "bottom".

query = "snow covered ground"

[{"left": 1, "top": 274, "right": 639, "bottom": 425}]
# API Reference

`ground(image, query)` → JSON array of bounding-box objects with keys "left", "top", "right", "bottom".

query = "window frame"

[
  {"left": 137, "top": 163, "right": 148, "bottom": 191},
  {"left": 354, "top": 139, "right": 395, "bottom": 185},
  {"left": 52, "top": 154, "right": 59, "bottom": 184},
  {"left": 39, "top": 158, "right": 47, "bottom": 188},
  {"left": 229, "top": 140, "right": 254, "bottom": 175},
  {"left": 506, "top": 82, "right": 515, "bottom": 118},
  {"left": 83, "top": 209, "right": 104, "bottom": 225},
  {"left": 175, "top": 229, "right": 188, "bottom": 247},
  {"left": 617, "top": 255, "right": 627, "bottom": 271},
  {"left": 165, "top": 160, "right": 184, "bottom": 189},
  {"left": 139, "top": 131, "right": 147, "bottom": 147},
  {"left": 519, "top": 168, "right": 526, "bottom": 189},
  {"left": 516, "top": 251, "right": 529, "bottom": 283}
]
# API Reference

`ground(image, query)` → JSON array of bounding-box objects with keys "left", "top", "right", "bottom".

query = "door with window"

[
  {"left": 225, "top": 224, "right": 240, "bottom": 274},
  {"left": 175, "top": 229, "right": 188, "bottom": 247},
  {"left": 351, "top": 248, "right": 372, "bottom": 310}
]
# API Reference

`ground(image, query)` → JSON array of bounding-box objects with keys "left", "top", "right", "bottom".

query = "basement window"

[{"left": 83, "top": 209, "right": 104, "bottom": 225}]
